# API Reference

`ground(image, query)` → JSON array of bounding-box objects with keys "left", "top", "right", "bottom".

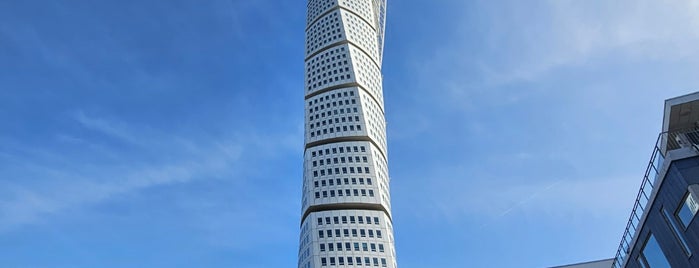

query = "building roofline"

[
  {"left": 663, "top": 91, "right": 699, "bottom": 133},
  {"left": 549, "top": 258, "right": 614, "bottom": 268}
]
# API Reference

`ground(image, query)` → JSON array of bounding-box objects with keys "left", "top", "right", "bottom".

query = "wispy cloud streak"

[{"left": 0, "top": 111, "right": 299, "bottom": 233}]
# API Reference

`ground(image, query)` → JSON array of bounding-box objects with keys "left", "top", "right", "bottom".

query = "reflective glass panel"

[{"left": 642, "top": 234, "right": 671, "bottom": 268}]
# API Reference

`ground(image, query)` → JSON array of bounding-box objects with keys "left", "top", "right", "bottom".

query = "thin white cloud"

[
  {"left": 0, "top": 144, "right": 242, "bottom": 232},
  {"left": 399, "top": 171, "right": 638, "bottom": 227},
  {"left": 483, "top": 0, "right": 699, "bottom": 85},
  {"left": 74, "top": 111, "right": 146, "bottom": 146},
  {"left": 410, "top": 0, "right": 699, "bottom": 92},
  {"left": 0, "top": 112, "right": 299, "bottom": 233}
]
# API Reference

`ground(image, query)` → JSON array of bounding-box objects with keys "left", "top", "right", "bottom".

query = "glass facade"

[{"left": 640, "top": 234, "right": 670, "bottom": 268}]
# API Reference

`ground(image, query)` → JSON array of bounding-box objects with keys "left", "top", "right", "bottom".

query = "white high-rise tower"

[{"left": 298, "top": 0, "right": 396, "bottom": 268}]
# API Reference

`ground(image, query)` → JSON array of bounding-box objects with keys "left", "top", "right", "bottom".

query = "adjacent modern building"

[
  {"left": 551, "top": 259, "right": 615, "bottom": 268},
  {"left": 553, "top": 92, "right": 699, "bottom": 268},
  {"left": 297, "top": 1, "right": 396, "bottom": 268},
  {"left": 610, "top": 92, "right": 699, "bottom": 267}
]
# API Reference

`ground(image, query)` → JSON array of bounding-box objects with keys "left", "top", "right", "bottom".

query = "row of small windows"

[
  {"left": 345, "top": 12, "right": 378, "bottom": 63},
  {"left": 307, "top": 0, "right": 336, "bottom": 25},
  {"left": 313, "top": 166, "right": 370, "bottom": 176},
  {"left": 309, "top": 90, "right": 355, "bottom": 107},
  {"left": 306, "top": 32, "right": 343, "bottom": 60},
  {"left": 306, "top": 12, "right": 339, "bottom": 47},
  {"left": 355, "top": 52, "right": 381, "bottom": 95},
  {"left": 311, "top": 116, "right": 361, "bottom": 128},
  {"left": 318, "top": 216, "right": 380, "bottom": 226},
  {"left": 315, "top": 177, "right": 372, "bottom": 187},
  {"left": 351, "top": 49, "right": 383, "bottom": 107},
  {"left": 358, "top": 93, "right": 387, "bottom": 153},
  {"left": 308, "top": 46, "right": 347, "bottom": 69},
  {"left": 318, "top": 228, "right": 383, "bottom": 239},
  {"left": 314, "top": 188, "right": 374, "bottom": 198},
  {"left": 305, "top": 51, "right": 352, "bottom": 96},
  {"left": 320, "top": 242, "right": 384, "bottom": 253},
  {"left": 312, "top": 145, "right": 366, "bottom": 157},
  {"left": 305, "top": 48, "right": 351, "bottom": 91},
  {"left": 340, "top": 0, "right": 373, "bottom": 28},
  {"left": 310, "top": 98, "right": 357, "bottom": 113},
  {"left": 307, "top": 62, "right": 350, "bottom": 89},
  {"left": 321, "top": 256, "right": 387, "bottom": 267},
  {"left": 308, "top": 74, "right": 353, "bottom": 91},
  {"left": 310, "top": 125, "right": 363, "bottom": 137},
  {"left": 311, "top": 108, "right": 360, "bottom": 121},
  {"left": 313, "top": 156, "right": 368, "bottom": 166}
]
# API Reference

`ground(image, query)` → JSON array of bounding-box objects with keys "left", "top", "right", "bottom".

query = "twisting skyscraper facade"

[{"left": 298, "top": 0, "right": 396, "bottom": 268}]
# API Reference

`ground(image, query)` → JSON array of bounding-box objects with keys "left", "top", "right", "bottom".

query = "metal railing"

[{"left": 612, "top": 129, "right": 699, "bottom": 268}]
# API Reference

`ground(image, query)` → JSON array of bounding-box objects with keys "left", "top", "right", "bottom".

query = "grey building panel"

[{"left": 551, "top": 258, "right": 614, "bottom": 268}]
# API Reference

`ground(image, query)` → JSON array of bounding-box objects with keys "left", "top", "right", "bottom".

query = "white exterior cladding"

[{"left": 298, "top": 1, "right": 396, "bottom": 268}]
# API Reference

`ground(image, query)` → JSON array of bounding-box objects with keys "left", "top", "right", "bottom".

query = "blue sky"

[{"left": 1, "top": 0, "right": 699, "bottom": 267}]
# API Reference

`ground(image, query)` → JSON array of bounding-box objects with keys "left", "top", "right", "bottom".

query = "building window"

[
  {"left": 677, "top": 192, "right": 699, "bottom": 229},
  {"left": 638, "top": 233, "right": 671, "bottom": 268},
  {"left": 662, "top": 207, "right": 692, "bottom": 255}
]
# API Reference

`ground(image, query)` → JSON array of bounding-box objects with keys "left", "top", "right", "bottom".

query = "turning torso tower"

[{"left": 298, "top": 0, "right": 396, "bottom": 268}]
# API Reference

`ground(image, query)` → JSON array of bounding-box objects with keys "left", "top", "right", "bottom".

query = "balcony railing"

[{"left": 612, "top": 129, "right": 699, "bottom": 268}]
